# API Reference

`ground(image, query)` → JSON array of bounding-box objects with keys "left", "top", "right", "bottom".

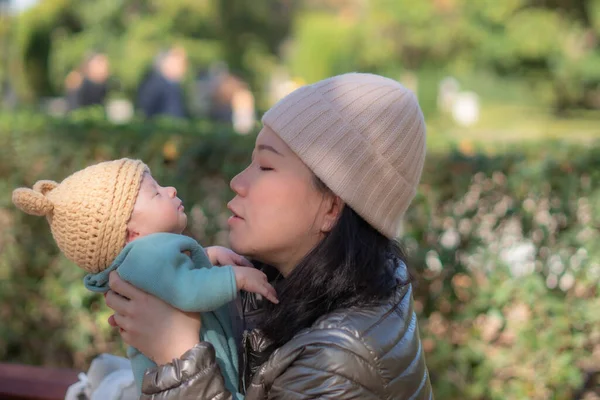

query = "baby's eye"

[
  {"left": 259, "top": 166, "right": 273, "bottom": 171},
  {"left": 155, "top": 192, "right": 160, "bottom": 197}
]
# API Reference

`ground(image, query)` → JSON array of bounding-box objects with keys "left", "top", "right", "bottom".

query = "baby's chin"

[{"left": 177, "top": 221, "right": 188, "bottom": 235}]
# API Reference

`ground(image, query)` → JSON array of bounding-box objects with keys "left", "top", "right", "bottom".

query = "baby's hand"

[
  {"left": 205, "top": 246, "right": 253, "bottom": 267},
  {"left": 233, "top": 266, "right": 279, "bottom": 304}
]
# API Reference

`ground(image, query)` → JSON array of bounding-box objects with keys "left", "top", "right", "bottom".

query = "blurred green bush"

[
  {"left": 288, "top": 0, "right": 600, "bottom": 114},
  {"left": 0, "top": 111, "right": 598, "bottom": 399},
  {"left": 5, "top": 0, "right": 600, "bottom": 114}
]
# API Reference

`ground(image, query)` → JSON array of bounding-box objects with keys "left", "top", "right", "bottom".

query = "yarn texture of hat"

[
  {"left": 262, "top": 73, "right": 427, "bottom": 238},
  {"left": 12, "top": 159, "right": 148, "bottom": 273}
]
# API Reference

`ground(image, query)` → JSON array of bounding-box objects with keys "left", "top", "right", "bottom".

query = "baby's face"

[{"left": 126, "top": 173, "right": 187, "bottom": 241}]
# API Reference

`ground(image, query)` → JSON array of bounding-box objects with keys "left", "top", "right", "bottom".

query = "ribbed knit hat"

[
  {"left": 12, "top": 159, "right": 148, "bottom": 273},
  {"left": 262, "top": 73, "right": 426, "bottom": 238}
]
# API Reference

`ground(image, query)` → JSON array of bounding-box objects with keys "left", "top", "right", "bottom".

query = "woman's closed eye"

[{"left": 257, "top": 160, "right": 274, "bottom": 171}]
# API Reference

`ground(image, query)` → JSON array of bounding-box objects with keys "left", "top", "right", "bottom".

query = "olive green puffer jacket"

[{"left": 140, "top": 265, "right": 433, "bottom": 399}]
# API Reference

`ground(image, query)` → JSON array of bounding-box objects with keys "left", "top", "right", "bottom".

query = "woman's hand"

[{"left": 105, "top": 271, "right": 201, "bottom": 365}]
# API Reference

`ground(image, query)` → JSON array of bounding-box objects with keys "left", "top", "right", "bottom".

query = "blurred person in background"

[
  {"left": 209, "top": 71, "right": 245, "bottom": 122},
  {"left": 230, "top": 87, "right": 255, "bottom": 134},
  {"left": 197, "top": 62, "right": 255, "bottom": 134},
  {"left": 137, "top": 46, "right": 188, "bottom": 119},
  {"left": 65, "top": 52, "right": 110, "bottom": 111}
]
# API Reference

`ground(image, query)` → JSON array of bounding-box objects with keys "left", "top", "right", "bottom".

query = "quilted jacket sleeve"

[
  {"left": 140, "top": 342, "right": 241, "bottom": 400},
  {"left": 249, "top": 327, "right": 433, "bottom": 400},
  {"left": 140, "top": 334, "right": 432, "bottom": 400},
  {"left": 263, "top": 333, "right": 384, "bottom": 399}
]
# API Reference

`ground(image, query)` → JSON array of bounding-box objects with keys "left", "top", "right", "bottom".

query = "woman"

[{"left": 106, "top": 73, "right": 432, "bottom": 399}]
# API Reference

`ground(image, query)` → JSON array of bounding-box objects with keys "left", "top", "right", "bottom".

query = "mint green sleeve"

[{"left": 116, "top": 233, "right": 238, "bottom": 312}]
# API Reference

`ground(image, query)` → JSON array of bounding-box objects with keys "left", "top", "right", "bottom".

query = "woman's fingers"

[
  {"left": 112, "top": 313, "right": 133, "bottom": 344},
  {"left": 105, "top": 289, "right": 131, "bottom": 315},
  {"left": 112, "top": 313, "right": 130, "bottom": 331},
  {"left": 108, "top": 271, "right": 140, "bottom": 300}
]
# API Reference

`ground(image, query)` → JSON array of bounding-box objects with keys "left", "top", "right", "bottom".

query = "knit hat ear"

[
  {"left": 12, "top": 180, "right": 58, "bottom": 217},
  {"left": 33, "top": 180, "right": 59, "bottom": 195}
]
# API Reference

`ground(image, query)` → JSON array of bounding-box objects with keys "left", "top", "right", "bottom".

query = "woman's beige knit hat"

[
  {"left": 12, "top": 159, "right": 148, "bottom": 273},
  {"left": 262, "top": 73, "right": 426, "bottom": 238}
]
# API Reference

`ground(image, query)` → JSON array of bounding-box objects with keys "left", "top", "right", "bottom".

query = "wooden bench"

[{"left": 0, "top": 363, "right": 79, "bottom": 400}]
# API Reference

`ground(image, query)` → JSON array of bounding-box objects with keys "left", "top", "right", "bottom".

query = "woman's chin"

[
  {"left": 227, "top": 233, "right": 245, "bottom": 254},
  {"left": 230, "top": 241, "right": 262, "bottom": 264}
]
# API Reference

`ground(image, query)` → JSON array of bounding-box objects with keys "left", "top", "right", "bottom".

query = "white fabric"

[
  {"left": 64, "top": 353, "right": 137, "bottom": 400},
  {"left": 91, "top": 369, "right": 137, "bottom": 400}
]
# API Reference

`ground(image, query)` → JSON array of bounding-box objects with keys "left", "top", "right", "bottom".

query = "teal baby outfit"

[{"left": 84, "top": 233, "right": 239, "bottom": 394}]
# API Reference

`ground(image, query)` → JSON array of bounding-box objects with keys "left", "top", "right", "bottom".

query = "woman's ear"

[{"left": 321, "top": 195, "right": 344, "bottom": 233}]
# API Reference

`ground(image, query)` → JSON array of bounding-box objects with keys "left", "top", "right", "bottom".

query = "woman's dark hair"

[{"left": 258, "top": 176, "right": 410, "bottom": 350}]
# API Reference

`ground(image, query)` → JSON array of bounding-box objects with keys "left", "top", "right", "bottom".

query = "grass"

[
  {"left": 413, "top": 69, "right": 600, "bottom": 152},
  {"left": 426, "top": 103, "right": 600, "bottom": 153}
]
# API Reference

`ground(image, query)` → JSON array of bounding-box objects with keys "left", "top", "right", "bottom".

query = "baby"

[{"left": 12, "top": 158, "right": 277, "bottom": 395}]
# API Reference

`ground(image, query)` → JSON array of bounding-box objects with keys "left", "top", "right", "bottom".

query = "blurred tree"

[
  {"left": 0, "top": 0, "right": 12, "bottom": 106},
  {"left": 11, "top": 0, "right": 600, "bottom": 112},
  {"left": 468, "top": 0, "right": 600, "bottom": 113},
  {"left": 286, "top": 0, "right": 600, "bottom": 113},
  {"left": 13, "top": 0, "right": 295, "bottom": 103},
  {"left": 217, "top": 0, "right": 294, "bottom": 79}
]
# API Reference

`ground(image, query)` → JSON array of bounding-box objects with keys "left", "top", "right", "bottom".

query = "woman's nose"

[{"left": 230, "top": 170, "right": 247, "bottom": 197}]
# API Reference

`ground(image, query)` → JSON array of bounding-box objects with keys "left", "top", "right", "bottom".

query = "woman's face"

[{"left": 228, "top": 126, "right": 340, "bottom": 276}]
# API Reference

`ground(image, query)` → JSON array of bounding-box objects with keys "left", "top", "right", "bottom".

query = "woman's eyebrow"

[{"left": 257, "top": 144, "right": 284, "bottom": 156}]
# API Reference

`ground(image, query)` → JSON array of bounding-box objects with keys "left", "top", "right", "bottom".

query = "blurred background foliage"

[
  {"left": 2, "top": 0, "right": 600, "bottom": 113},
  {"left": 5, "top": 0, "right": 294, "bottom": 106},
  {"left": 1, "top": 0, "right": 600, "bottom": 399}
]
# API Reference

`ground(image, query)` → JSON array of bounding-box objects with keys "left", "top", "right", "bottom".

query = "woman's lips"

[
  {"left": 227, "top": 204, "right": 243, "bottom": 224},
  {"left": 227, "top": 215, "right": 243, "bottom": 225},
  {"left": 227, "top": 203, "right": 242, "bottom": 218}
]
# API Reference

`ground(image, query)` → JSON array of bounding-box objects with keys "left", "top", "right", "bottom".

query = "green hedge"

[{"left": 1, "top": 112, "right": 598, "bottom": 400}]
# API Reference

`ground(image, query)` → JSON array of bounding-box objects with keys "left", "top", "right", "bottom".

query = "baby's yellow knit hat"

[{"left": 12, "top": 158, "right": 148, "bottom": 273}]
